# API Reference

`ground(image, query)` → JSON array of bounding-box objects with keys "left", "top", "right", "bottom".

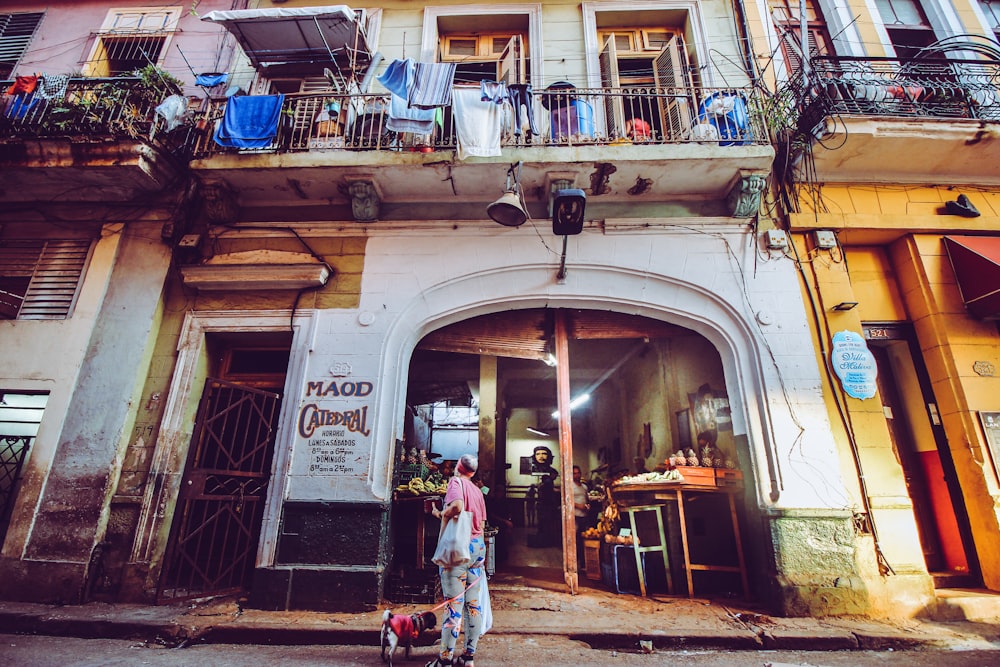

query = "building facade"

[{"left": 2, "top": 0, "right": 995, "bottom": 618}]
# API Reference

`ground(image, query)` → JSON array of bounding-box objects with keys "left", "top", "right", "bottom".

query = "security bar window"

[
  {"left": 0, "top": 239, "right": 92, "bottom": 320},
  {"left": 84, "top": 6, "right": 181, "bottom": 76}
]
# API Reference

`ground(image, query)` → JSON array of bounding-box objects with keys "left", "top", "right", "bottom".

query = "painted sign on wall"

[
  {"left": 296, "top": 379, "right": 373, "bottom": 476},
  {"left": 831, "top": 330, "right": 878, "bottom": 400}
]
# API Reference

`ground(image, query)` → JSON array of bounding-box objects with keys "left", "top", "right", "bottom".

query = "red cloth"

[
  {"left": 388, "top": 613, "right": 419, "bottom": 641},
  {"left": 626, "top": 118, "right": 651, "bottom": 139},
  {"left": 444, "top": 476, "right": 487, "bottom": 538},
  {"left": 6, "top": 76, "right": 38, "bottom": 95}
]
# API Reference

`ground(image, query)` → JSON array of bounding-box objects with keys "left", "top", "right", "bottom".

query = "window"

[
  {"left": 0, "top": 239, "right": 92, "bottom": 320},
  {"left": 0, "top": 392, "right": 47, "bottom": 543},
  {"left": 979, "top": 0, "right": 1000, "bottom": 40},
  {"left": 0, "top": 11, "right": 43, "bottom": 80},
  {"left": 84, "top": 6, "right": 181, "bottom": 76},
  {"left": 875, "top": 0, "right": 937, "bottom": 59},
  {"left": 768, "top": 0, "right": 834, "bottom": 78},
  {"left": 439, "top": 31, "right": 528, "bottom": 85}
]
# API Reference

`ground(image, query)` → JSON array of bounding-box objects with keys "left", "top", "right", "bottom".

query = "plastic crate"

[
  {"left": 396, "top": 464, "right": 430, "bottom": 485},
  {"left": 600, "top": 544, "right": 668, "bottom": 595}
]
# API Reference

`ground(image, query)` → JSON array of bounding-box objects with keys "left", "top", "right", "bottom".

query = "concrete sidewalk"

[{"left": 1, "top": 576, "right": 999, "bottom": 653}]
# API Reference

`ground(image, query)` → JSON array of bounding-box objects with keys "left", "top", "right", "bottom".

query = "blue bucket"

[{"left": 698, "top": 93, "right": 750, "bottom": 146}]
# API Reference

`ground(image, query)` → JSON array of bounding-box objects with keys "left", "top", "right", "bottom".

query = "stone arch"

[{"left": 370, "top": 262, "right": 777, "bottom": 505}]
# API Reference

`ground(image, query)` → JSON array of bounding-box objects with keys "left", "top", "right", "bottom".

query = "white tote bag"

[
  {"left": 432, "top": 509, "right": 473, "bottom": 568},
  {"left": 479, "top": 574, "right": 493, "bottom": 635}
]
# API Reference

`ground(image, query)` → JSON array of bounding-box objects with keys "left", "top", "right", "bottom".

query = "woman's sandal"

[
  {"left": 455, "top": 654, "right": 475, "bottom": 667},
  {"left": 425, "top": 660, "right": 452, "bottom": 667}
]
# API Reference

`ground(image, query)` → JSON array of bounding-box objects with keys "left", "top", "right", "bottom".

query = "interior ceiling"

[{"left": 408, "top": 308, "right": 684, "bottom": 409}]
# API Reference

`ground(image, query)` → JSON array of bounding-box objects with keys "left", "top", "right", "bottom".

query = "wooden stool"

[{"left": 623, "top": 504, "right": 672, "bottom": 596}]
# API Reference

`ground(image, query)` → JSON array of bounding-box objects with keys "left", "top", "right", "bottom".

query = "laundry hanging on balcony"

[
  {"left": 195, "top": 72, "right": 229, "bottom": 88},
  {"left": 452, "top": 87, "right": 506, "bottom": 160},
  {"left": 35, "top": 74, "right": 69, "bottom": 100},
  {"left": 377, "top": 58, "right": 437, "bottom": 134},
  {"left": 213, "top": 94, "right": 285, "bottom": 148},
  {"left": 408, "top": 62, "right": 457, "bottom": 109}
]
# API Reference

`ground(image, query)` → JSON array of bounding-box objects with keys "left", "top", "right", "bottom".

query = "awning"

[
  {"left": 943, "top": 235, "right": 1000, "bottom": 319},
  {"left": 201, "top": 6, "right": 371, "bottom": 70}
]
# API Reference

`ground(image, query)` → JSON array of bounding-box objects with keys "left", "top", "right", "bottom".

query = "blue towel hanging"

[{"left": 213, "top": 94, "right": 285, "bottom": 148}]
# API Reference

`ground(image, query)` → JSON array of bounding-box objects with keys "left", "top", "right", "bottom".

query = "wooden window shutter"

[
  {"left": 599, "top": 35, "right": 625, "bottom": 139},
  {"left": 0, "top": 12, "right": 44, "bottom": 80},
  {"left": 16, "top": 240, "right": 92, "bottom": 320},
  {"left": 654, "top": 36, "right": 693, "bottom": 140}
]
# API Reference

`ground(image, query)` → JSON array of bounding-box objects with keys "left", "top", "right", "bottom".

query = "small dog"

[{"left": 380, "top": 609, "right": 437, "bottom": 665}]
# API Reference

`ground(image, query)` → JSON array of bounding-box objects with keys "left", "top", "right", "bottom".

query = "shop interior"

[{"left": 388, "top": 308, "right": 751, "bottom": 602}]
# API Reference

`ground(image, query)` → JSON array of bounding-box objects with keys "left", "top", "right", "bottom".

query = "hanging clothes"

[
  {"left": 213, "top": 94, "right": 285, "bottom": 148},
  {"left": 35, "top": 74, "right": 69, "bottom": 101},
  {"left": 452, "top": 86, "right": 505, "bottom": 160},
  {"left": 195, "top": 72, "right": 228, "bottom": 88},
  {"left": 408, "top": 62, "right": 457, "bottom": 109},
  {"left": 378, "top": 59, "right": 436, "bottom": 134},
  {"left": 5, "top": 75, "right": 38, "bottom": 96},
  {"left": 155, "top": 94, "right": 190, "bottom": 131},
  {"left": 506, "top": 84, "right": 540, "bottom": 137}
]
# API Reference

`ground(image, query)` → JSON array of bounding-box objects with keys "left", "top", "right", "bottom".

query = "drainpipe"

[{"left": 731, "top": 0, "right": 761, "bottom": 80}]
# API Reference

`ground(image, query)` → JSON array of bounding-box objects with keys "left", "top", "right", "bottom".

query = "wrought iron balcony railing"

[
  {"left": 0, "top": 76, "right": 194, "bottom": 155},
  {"left": 793, "top": 56, "right": 1000, "bottom": 133},
  {"left": 190, "top": 84, "right": 768, "bottom": 158}
]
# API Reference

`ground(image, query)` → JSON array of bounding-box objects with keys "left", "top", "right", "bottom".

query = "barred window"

[
  {"left": 84, "top": 6, "right": 181, "bottom": 77},
  {"left": 0, "top": 11, "right": 44, "bottom": 80},
  {"left": 0, "top": 239, "right": 93, "bottom": 320}
]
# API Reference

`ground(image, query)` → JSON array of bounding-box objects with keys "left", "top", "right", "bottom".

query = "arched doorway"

[{"left": 401, "top": 307, "right": 749, "bottom": 597}]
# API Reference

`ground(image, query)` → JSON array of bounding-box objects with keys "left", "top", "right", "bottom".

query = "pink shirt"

[{"left": 444, "top": 476, "right": 487, "bottom": 538}]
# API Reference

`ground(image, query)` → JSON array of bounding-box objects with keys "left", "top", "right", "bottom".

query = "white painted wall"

[{"left": 274, "top": 222, "right": 851, "bottom": 528}]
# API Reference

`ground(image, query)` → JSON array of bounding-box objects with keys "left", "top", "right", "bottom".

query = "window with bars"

[
  {"left": 84, "top": 6, "right": 181, "bottom": 77},
  {"left": 0, "top": 239, "right": 93, "bottom": 320},
  {"left": 0, "top": 11, "right": 44, "bottom": 80},
  {"left": 0, "top": 392, "right": 47, "bottom": 544}
]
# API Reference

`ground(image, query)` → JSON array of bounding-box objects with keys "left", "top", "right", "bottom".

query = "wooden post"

[{"left": 555, "top": 310, "right": 578, "bottom": 594}]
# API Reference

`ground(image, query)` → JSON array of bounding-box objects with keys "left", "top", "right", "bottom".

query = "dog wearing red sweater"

[{"left": 380, "top": 609, "right": 437, "bottom": 665}]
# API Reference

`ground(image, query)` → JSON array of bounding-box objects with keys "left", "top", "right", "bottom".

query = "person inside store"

[
  {"left": 427, "top": 453, "right": 488, "bottom": 667},
  {"left": 571, "top": 465, "right": 591, "bottom": 567}
]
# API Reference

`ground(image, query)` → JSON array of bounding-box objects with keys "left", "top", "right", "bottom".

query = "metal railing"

[
  {"left": 794, "top": 56, "right": 1000, "bottom": 132},
  {"left": 0, "top": 76, "right": 193, "bottom": 153},
  {"left": 191, "top": 84, "right": 767, "bottom": 157}
]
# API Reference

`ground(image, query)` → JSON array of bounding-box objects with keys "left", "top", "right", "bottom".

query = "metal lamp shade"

[{"left": 487, "top": 190, "right": 528, "bottom": 227}]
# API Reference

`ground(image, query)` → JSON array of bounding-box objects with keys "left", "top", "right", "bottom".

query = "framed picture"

[
  {"left": 977, "top": 411, "right": 1000, "bottom": 483},
  {"left": 689, "top": 383, "right": 731, "bottom": 438}
]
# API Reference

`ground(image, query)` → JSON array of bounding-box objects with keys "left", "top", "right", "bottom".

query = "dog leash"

[{"left": 427, "top": 570, "right": 484, "bottom": 613}]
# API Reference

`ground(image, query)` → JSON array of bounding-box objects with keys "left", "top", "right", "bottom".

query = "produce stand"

[
  {"left": 609, "top": 467, "right": 749, "bottom": 599},
  {"left": 386, "top": 461, "right": 449, "bottom": 603}
]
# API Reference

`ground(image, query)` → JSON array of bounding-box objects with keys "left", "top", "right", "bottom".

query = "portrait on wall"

[
  {"left": 529, "top": 445, "right": 558, "bottom": 478},
  {"left": 689, "top": 383, "right": 732, "bottom": 438}
]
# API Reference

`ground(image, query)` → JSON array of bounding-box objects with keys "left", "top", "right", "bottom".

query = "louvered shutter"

[
  {"left": 0, "top": 239, "right": 92, "bottom": 320},
  {"left": 497, "top": 35, "right": 525, "bottom": 85},
  {"left": 599, "top": 35, "right": 625, "bottom": 139},
  {"left": 653, "top": 36, "right": 693, "bottom": 140},
  {"left": 0, "top": 12, "right": 44, "bottom": 80}
]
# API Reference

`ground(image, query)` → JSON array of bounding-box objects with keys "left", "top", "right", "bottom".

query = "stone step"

[{"left": 924, "top": 588, "right": 1000, "bottom": 622}]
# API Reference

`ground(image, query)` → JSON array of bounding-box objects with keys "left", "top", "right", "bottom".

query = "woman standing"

[{"left": 428, "top": 454, "right": 488, "bottom": 667}]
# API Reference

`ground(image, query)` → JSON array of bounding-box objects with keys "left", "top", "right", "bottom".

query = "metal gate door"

[{"left": 157, "top": 379, "right": 281, "bottom": 602}]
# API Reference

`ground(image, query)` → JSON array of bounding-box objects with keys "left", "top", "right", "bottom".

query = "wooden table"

[
  {"left": 611, "top": 480, "right": 749, "bottom": 599},
  {"left": 393, "top": 494, "right": 441, "bottom": 567}
]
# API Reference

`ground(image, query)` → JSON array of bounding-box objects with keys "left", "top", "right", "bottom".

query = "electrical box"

[
  {"left": 178, "top": 234, "right": 202, "bottom": 248},
  {"left": 814, "top": 230, "right": 837, "bottom": 249},
  {"left": 764, "top": 229, "right": 788, "bottom": 250}
]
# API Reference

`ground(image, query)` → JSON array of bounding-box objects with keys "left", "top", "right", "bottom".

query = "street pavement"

[{"left": 0, "top": 572, "right": 999, "bottom": 654}]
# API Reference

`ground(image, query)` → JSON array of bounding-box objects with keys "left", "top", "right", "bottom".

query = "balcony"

[
  {"left": 188, "top": 85, "right": 773, "bottom": 222},
  {"left": 791, "top": 56, "right": 1000, "bottom": 185},
  {"left": 0, "top": 75, "right": 195, "bottom": 203}
]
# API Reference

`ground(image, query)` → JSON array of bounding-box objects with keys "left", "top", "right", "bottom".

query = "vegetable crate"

[
  {"left": 673, "top": 465, "right": 715, "bottom": 486},
  {"left": 396, "top": 463, "right": 430, "bottom": 485},
  {"left": 583, "top": 539, "right": 602, "bottom": 581}
]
